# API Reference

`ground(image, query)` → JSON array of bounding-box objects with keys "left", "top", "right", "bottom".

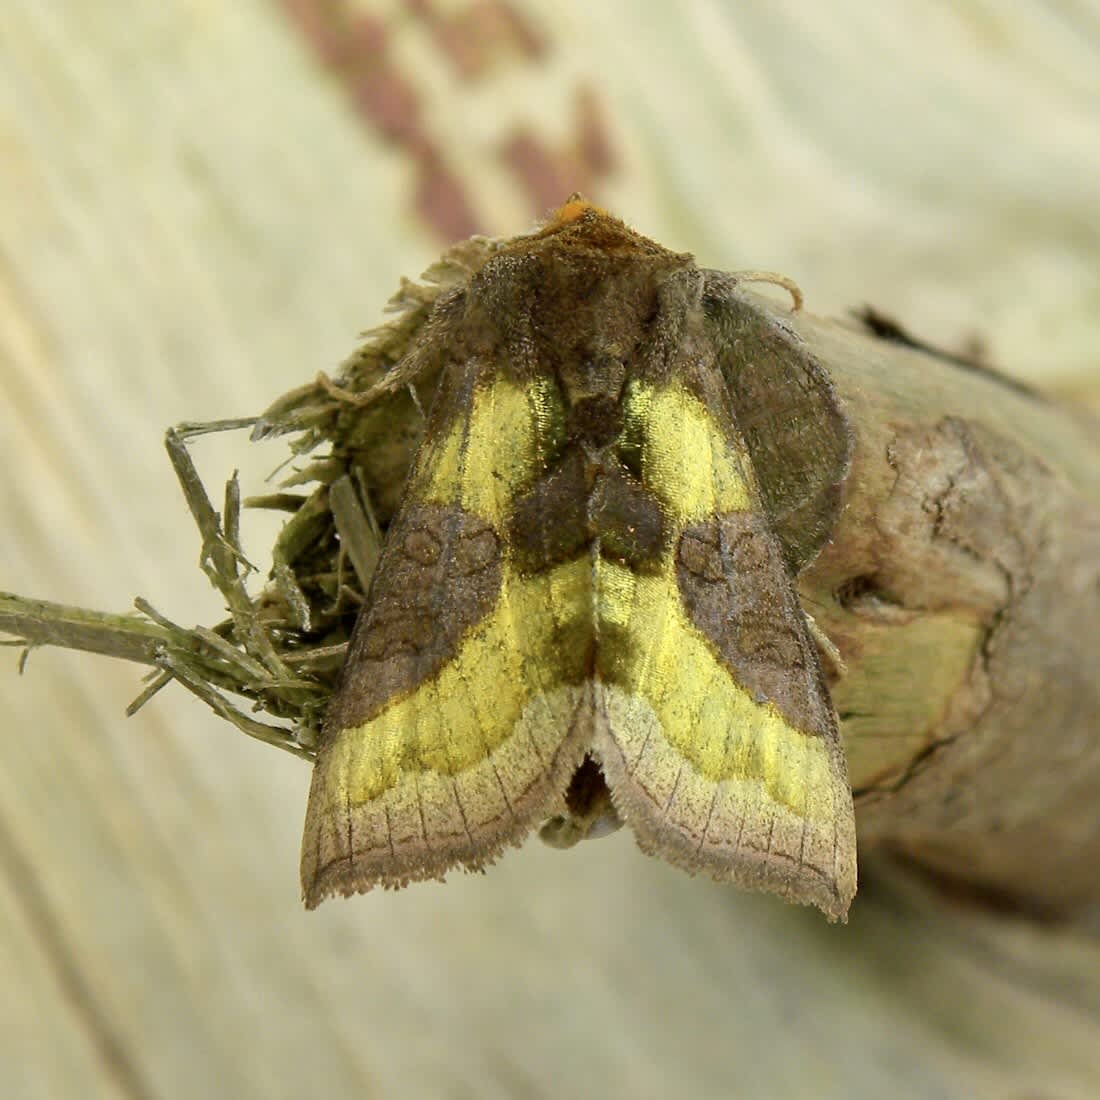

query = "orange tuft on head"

[{"left": 547, "top": 193, "right": 607, "bottom": 229}]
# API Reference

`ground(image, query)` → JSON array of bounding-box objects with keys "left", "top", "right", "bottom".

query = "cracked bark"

[{"left": 781, "top": 306, "right": 1100, "bottom": 916}]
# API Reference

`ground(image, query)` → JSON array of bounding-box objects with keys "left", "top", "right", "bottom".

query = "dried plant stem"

[{"left": 0, "top": 593, "right": 168, "bottom": 666}]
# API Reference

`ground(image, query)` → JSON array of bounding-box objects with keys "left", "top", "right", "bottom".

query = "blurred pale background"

[{"left": 2, "top": 2, "right": 1099, "bottom": 1097}]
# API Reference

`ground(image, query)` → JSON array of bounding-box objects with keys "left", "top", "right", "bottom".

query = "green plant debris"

[{"left": 0, "top": 234, "right": 503, "bottom": 759}]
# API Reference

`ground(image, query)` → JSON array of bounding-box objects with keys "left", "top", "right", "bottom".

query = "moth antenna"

[{"left": 732, "top": 271, "right": 804, "bottom": 312}]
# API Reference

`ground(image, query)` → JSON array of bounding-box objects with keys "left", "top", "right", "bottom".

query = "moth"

[{"left": 302, "top": 198, "right": 857, "bottom": 919}]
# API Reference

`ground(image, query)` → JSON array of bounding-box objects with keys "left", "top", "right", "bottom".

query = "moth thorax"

[
  {"left": 559, "top": 351, "right": 628, "bottom": 445},
  {"left": 558, "top": 350, "right": 627, "bottom": 405}
]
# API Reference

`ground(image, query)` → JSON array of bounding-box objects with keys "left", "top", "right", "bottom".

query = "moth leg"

[
  {"left": 804, "top": 612, "right": 847, "bottom": 680},
  {"left": 538, "top": 755, "right": 623, "bottom": 849},
  {"left": 315, "top": 369, "right": 373, "bottom": 407}
]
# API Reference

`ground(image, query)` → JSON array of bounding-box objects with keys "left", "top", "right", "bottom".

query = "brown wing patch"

[
  {"left": 676, "top": 513, "right": 833, "bottom": 736},
  {"left": 325, "top": 503, "right": 501, "bottom": 732}
]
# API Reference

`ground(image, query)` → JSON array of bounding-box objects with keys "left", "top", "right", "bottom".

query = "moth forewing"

[{"left": 302, "top": 198, "right": 857, "bottom": 919}]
